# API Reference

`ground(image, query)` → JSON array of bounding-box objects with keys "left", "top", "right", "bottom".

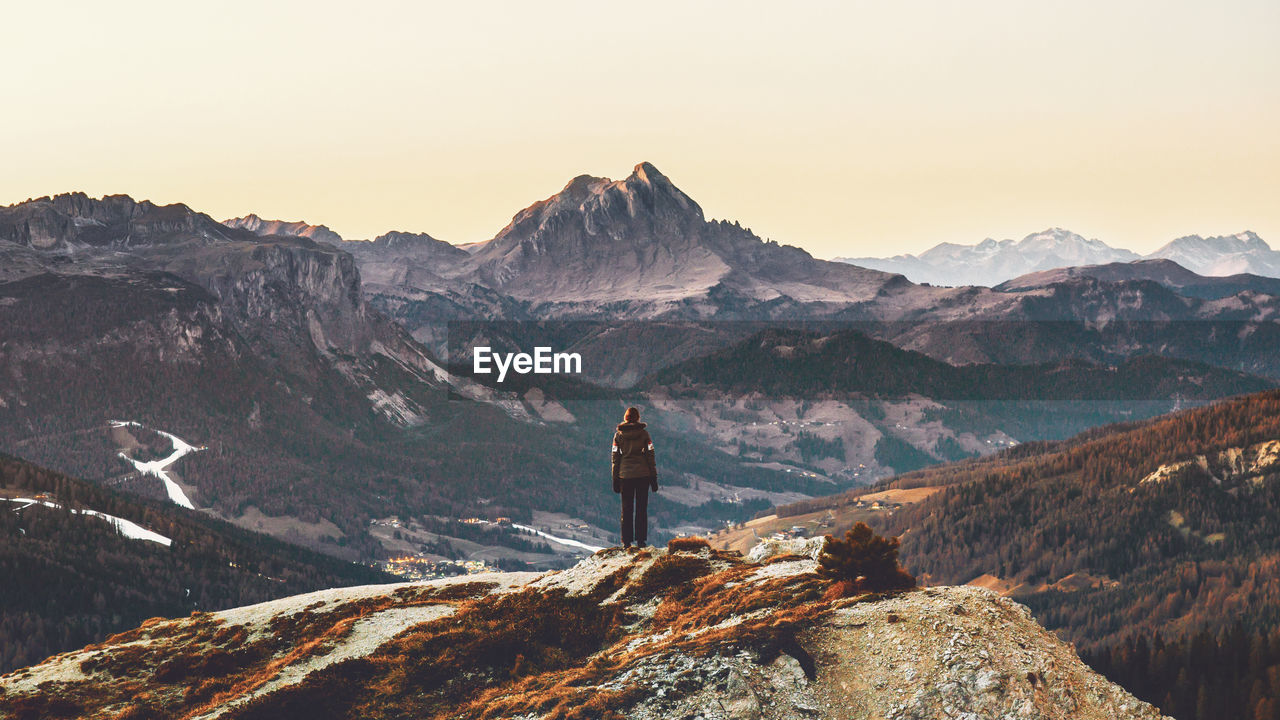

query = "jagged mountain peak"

[
  {"left": 8, "top": 191, "right": 192, "bottom": 223},
  {"left": 0, "top": 192, "right": 233, "bottom": 249},
  {"left": 458, "top": 163, "right": 892, "bottom": 305},
  {"left": 222, "top": 213, "right": 344, "bottom": 244},
  {"left": 488, "top": 162, "right": 704, "bottom": 250}
]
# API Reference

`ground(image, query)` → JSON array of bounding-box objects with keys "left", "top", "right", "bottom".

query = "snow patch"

[
  {"left": 512, "top": 523, "right": 605, "bottom": 553},
  {"left": 4, "top": 497, "right": 172, "bottom": 546}
]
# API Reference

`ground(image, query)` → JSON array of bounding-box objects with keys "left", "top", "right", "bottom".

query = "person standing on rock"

[{"left": 612, "top": 406, "right": 659, "bottom": 548}]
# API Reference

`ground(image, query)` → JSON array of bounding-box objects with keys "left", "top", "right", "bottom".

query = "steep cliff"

[{"left": 158, "top": 237, "right": 374, "bottom": 362}]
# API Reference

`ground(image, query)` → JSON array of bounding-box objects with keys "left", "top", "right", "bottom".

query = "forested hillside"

[
  {"left": 0, "top": 453, "right": 390, "bottom": 674},
  {"left": 645, "top": 327, "right": 1273, "bottom": 401},
  {"left": 775, "top": 389, "right": 1280, "bottom": 720}
]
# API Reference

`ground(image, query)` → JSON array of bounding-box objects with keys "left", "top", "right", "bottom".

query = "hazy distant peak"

[
  {"left": 371, "top": 229, "right": 445, "bottom": 245},
  {"left": 1154, "top": 231, "right": 1269, "bottom": 254},
  {"left": 364, "top": 230, "right": 468, "bottom": 258},
  {"left": 1146, "top": 230, "right": 1279, "bottom": 277},
  {"left": 223, "top": 213, "right": 344, "bottom": 244},
  {"left": 839, "top": 228, "right": 1140, "bottom": 287}
]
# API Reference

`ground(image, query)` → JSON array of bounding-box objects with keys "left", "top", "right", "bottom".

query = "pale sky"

[{"left": 4, "top": 1, "right": 1277, "bottom": 256}]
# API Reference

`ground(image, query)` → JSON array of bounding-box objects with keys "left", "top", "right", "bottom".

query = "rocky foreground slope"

[{"left": 0, "top": 539, "right": 1168, "bottom": 720}]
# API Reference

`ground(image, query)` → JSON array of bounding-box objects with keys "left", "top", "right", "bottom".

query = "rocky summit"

[
  {"left": 0, "top": 538, "right": 1167, "bottom": 720},
  {"left": 353, "top": 162, "right": 900, "bottom": 315}
]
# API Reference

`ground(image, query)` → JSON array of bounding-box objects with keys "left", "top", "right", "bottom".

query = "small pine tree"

[{"left": 817, "top": 522, "right": 916, "bottom": 598}]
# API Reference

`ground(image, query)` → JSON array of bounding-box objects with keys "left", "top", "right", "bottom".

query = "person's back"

[{"left": 612, "top": 406, "right": 658, "bottom": 548}]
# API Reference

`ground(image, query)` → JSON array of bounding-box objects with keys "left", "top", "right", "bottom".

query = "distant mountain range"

[
  {"left": 4, "top": 165, "right": 1280, "bottom": 562},
  {"left": 838, "top": 229, "right": 1279, "bottom": 286},
  {"left": 217, "top": 166, "right": 1280, "bottom": 386}
]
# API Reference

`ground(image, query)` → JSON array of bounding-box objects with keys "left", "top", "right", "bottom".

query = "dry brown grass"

[
  {"left": 764, "top": 553, "right": 807, "bottom": 565},
  {"left": 9, "top": 552, "right": 851, "bottom": 720},
  {"left": 623, "top": 553, "right": 712, "bottom": 601}
]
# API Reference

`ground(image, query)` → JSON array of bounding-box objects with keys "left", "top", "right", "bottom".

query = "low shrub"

[
  {"left": 666, "top": 537, "right": 711, "bottom": 553},
  {"left": 817, "top": 523, "right": 916, "bottom": 598}
]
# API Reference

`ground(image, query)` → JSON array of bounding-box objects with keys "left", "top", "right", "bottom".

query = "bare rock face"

[
  {"left": 0, "top": 544, "right": 1170, "bottom": 720},
  {"left": 0, "top": 192, "right": 401, "bottom": 365},
  {"left": 161, "top": 237, "right": 373, "bottom": 360}
]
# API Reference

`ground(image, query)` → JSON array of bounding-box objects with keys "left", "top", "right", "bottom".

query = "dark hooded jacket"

[{"left": 612, "top": 421, "right": 657, "bottom": 483}]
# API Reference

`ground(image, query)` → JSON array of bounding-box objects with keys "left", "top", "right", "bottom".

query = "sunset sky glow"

[{"left": 5, "top": 0, "right": 1278, "bottom": 256}]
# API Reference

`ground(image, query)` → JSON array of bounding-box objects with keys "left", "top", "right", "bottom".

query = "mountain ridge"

[
  {"left": 0, "top": 192, "right": 238, "bottom": 250},
  {"left": 995, "top": 258, "right": 1280, "bottom": 299}
]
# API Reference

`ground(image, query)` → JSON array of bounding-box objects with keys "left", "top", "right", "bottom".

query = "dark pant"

[{"left": 620, "top": 477, "right": 651, "bottom": 546}]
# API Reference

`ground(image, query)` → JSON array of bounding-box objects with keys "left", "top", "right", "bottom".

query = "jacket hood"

[{"left": 616, "top": 421, "right": 647, "bottom": 431}]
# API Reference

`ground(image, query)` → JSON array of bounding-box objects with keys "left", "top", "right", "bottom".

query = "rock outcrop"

[
  {"left": 1139, "top": 438, "right": 1280, "bottom": 488},
  {"left": 0, "top": 541, "right": 1170, "bottom": 720}
]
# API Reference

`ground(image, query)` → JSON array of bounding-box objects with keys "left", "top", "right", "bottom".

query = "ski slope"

[{"left": 112, "top": 420, "right": 204, "bottom": 509}]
